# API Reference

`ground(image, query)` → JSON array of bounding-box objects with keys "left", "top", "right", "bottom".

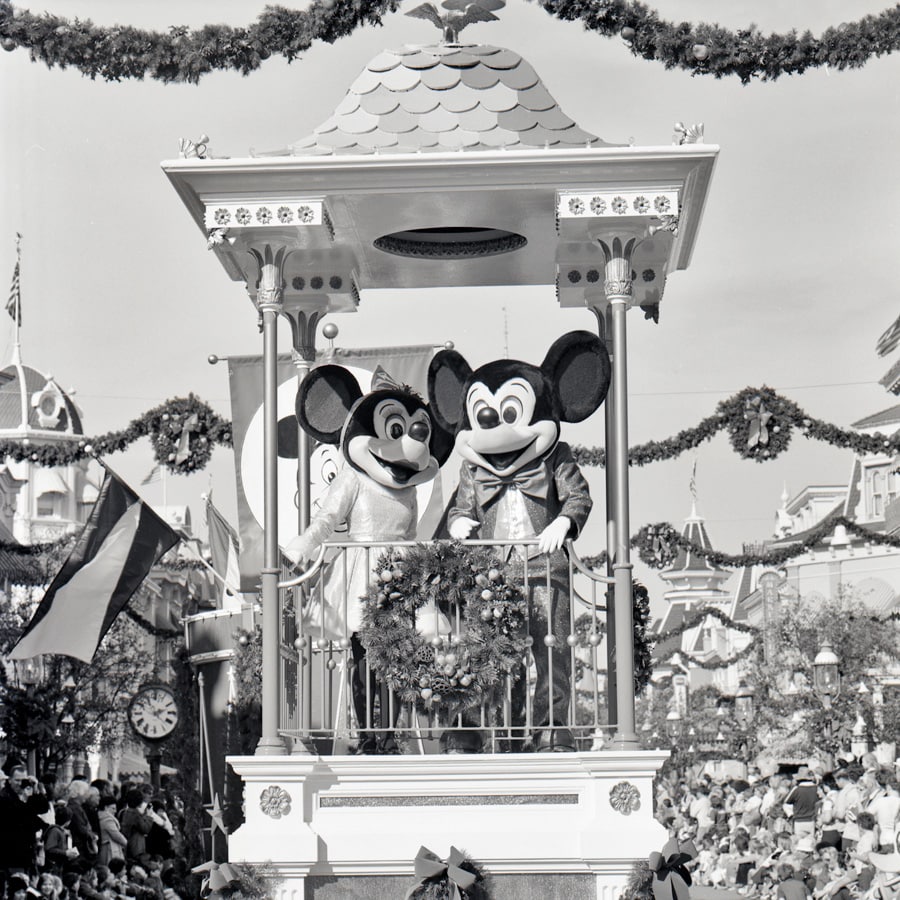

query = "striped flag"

[
  {"left": 206, "top": 496, "right": 241, "bottom": 609},
  {"left": 877, "top": 313, "right": 900, "bottom": 357},
  {"left": 141, "top": 464, "right": 162, "bottom": 485},
  {"left": 9, "top": 469, "right": 179, "bottom": 663},
  {"left": 6, "top": 233, "right": 21, "bottom": 326}
]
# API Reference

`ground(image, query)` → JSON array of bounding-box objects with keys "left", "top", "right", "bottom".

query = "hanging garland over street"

[
  {"left": 572, "top": 385, "right": 900, "bottom": 467},
  {"left": 0, "top": 394, "right": 230, "bottom": 475},
  {"left": 0, "top": 0, "right": 897, "bottom": 84},
  {"left": 534, "top": 0, "right": 900, "bottom": 83},
  {"left": 632, "top": 514, "right": 900, "bottom": 571},
  {"left": 0, "top": 0, "right": 398, "bottom": 83},
  {"left": 648, "top": 605, "right": 761, "bottom": 669}
]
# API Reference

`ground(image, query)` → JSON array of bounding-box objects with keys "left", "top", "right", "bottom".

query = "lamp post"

[
  {"left": 813, "top": 640, "right": 841, "bottom": 739},
  {"left": 665, "top": 710, "right": 683, "bottom": 742},
  {"left": 15, "top": 656, "right": 44, "bottom": 776}
]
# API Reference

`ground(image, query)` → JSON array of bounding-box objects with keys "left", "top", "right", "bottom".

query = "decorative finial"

[
  {"left": 673, "top": 122, "right": 705, "bottom": 145},
  {"left": 179, "top": 134, "right": 210, "bottom": 159},
  {"left": 406, "top": 0, "right": 505, "bottom": 43}
]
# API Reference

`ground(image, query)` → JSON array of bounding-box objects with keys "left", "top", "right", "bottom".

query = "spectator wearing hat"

[{"left": 785, "top": 768, "right": 819, "bottom": 838}]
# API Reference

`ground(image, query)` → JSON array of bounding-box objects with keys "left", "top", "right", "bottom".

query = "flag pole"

[
  {"left": 13, "top": 233, "right": 21, "bottom": 357},
  {"left": 171, "top": 528, "right": 236, "bottom": 597}
]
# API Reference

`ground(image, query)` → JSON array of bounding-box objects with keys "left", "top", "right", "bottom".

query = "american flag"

[
  {"left": 877, "top": 313, "right": 900, "bottom": 357},
  {"left": 6, "top": 233, "right": 21, "bottom": 326}
]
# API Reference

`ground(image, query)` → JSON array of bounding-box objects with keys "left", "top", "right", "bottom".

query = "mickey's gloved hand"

[
  {"left": 538, "top": 516, "right": 572, "bottom": 554},
  {"left": 448, "top": 516, "right": 480, "bottom": 540}
]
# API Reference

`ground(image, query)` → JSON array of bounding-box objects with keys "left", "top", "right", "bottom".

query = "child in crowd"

[{"left": 776, "top": 863, "right": 811, "bottom": 900}]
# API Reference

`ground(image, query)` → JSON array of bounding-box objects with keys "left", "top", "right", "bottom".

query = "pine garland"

[
  {"left": 0, "top": 0, "right": 398, "bottom": 83},
  {"left": 572, "top": 385, "right": 900, "bottom": 468},
  {"left": 532, "top": 0, "right": 900, "bottom": 83},
  {"left": 0, "top": 0, "right": 897, "bottom": 84},
  {"left": 0, "top": 393, "right": 230, "bottom": 474}
]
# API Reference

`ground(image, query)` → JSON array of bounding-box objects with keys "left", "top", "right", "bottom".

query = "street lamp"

[
  {"left": 15, "top": 656, "right": 44, "bottom": 776},
  {"left": 812, "top": 641, "right": 841, "bottom": 709},
  {"left": 813, "top": 639, "right": 840, "bottom": 741},
  {"left": 735, "top": 681, "right": 755, "bottom": 725},
  {"left": 665, "top": 710, "right": 683, "bottom": 741}
]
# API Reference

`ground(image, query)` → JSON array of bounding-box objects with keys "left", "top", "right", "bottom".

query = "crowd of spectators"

[
  {"left": 656, "top": 755, "right": 900, "bottom": 900},
  {"left": 0, "top": 765, "right": 192, "bottom": 900}
]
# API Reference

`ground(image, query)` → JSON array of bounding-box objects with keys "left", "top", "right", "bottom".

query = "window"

[{"left": 36, "top": 495, "right": 57, "bottom": 517}]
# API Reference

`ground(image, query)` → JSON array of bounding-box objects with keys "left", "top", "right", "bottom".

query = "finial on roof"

[{"left": 405, "top": 0, "right": 505, "bottom": 43}]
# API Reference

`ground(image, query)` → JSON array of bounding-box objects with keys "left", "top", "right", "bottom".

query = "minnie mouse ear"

[{"left": 296, "top": 365, "right": 362, "bottom": 445}]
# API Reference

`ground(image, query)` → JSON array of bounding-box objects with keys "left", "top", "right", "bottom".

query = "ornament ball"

[{"left": 692, "top": 43, "right": 709, "bottom": 61}]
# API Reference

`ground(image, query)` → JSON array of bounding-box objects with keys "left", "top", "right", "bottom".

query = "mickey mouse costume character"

[
  {"left": 285, "top": 365, "right": 452, "bottom": 754},
  {"left": 428, "top": 331, "right": 611, "bottom": 751}
]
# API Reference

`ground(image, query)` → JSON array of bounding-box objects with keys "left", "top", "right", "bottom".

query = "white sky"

[{"left": 1, "top": 0, "right": 899, "bottom": 613}]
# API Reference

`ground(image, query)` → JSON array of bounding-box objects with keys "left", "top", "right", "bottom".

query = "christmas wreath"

[
  {"left": 147, "top": 394, "right": 223, "bottom": 474},
  {"left": 719, "top": 385, "right": 793, "bottom": 462},
  {"left": 358, "top": 542, "right": 529, "bottom": 719}
]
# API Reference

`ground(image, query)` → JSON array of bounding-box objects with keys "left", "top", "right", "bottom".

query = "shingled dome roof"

[
  {"left": 269, "top": 43, "right": 622, "bottom": 156},
  {"left": 0, "top": 362, "right": 83, "bottom": 435}
]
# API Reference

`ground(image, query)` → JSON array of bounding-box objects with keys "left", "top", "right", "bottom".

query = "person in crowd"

[
  {"left": 851, "top": 810, "right": 879, "bottom": 890},
  {"left": 97, "top": 798, "right": 127, "bottom": 868},
  {"left": 0, "top": 767, "right": 51, "bottom": 886},
  {"left": 65, "top": 782, "right": 98, "bottom": 866},
  {"left": 775, "top": 862, "right": 811, "bottom": 900},
  {"left": 7, "top": 873, "right": 31, "bottom": 900},
  {"left": 37, "top": 872, "right": 62, "bottom": 900},
  {"left": 43, "top": 805, "right": 79, "bottom": 874},
  {"left": 785, "top": 768, "right": 820, "bottom": 838},
  {"left": 144, "top": 803, "right": 173, "bottom": 862},
  {"left": 869, "top": 772, "right": 900, "bottom": 853},
  {"left": 119, "top": 793, "right": 153, "bottom": 871}
]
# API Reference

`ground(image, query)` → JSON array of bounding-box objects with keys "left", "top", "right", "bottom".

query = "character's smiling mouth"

[
  {"left": 371, "top": 452, "right": 419, "bottom": 485},
  {"left": 481, "top": 438, "right": 535, "bottom": 470}
]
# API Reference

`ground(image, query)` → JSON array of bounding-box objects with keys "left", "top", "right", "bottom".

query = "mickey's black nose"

[
  {"left": 408, "top": 421, "right": 430, "bottom": 443},
  {"left": 476, "top": 407, "right": 500, "bottom": 429}
]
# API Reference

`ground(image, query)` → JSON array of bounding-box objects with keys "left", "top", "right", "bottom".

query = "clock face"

[{"left": 128, "top": 686, "right": 179, "bottom": 741}]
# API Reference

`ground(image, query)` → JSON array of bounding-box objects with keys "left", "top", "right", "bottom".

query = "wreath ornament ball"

[{"left": 358, "top": 542, "right": 530, "bottom": 719}]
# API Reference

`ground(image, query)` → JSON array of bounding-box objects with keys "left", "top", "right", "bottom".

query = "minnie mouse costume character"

[
  {"left": 285, "top": 365, "right": 452, "bottom": 754},
  {"left": 428, "top": 331, "right": 611, "bottom": 751}
]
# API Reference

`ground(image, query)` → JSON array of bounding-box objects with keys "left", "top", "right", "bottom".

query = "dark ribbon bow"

[
  {"left": 405, "top": 846, "right": 477, "bottom": 900},
  {"left": 744, "top": 395, "right": 772, "bottom": 449},
  {"left": 648, "top": 838, "right": 697, "bottom": 900},
  {"left": 648, "top": 525, "right": 674, "bottom": 565},
  {"left": 175, "top": 412, "right": 200, "bottom": 464},
  {"left": 190, "top": 861, "right": 241, "bottom": 897},
  {"left": 471, "top": 458, "right": 549, "bottom": 506}
]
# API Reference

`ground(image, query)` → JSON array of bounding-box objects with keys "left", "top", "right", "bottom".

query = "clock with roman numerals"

[{"left": 127, "top": 684, "right": 179, "bottom": 742}]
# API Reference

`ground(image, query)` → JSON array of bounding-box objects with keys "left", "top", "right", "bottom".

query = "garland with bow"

[
  {"left": 572, "top": 385, "right": 900, "bottom": 467},
  {"left": 358, "top": 542, "right": 529, "bottom": 719},
  {"left": 0, "top": 394, "right": 230, "bottom": 474},
  {"left": 1, "top": 0, "right": 897, "bottom": 84},
  {"left": 633, "top": 514, "right": 900, "bottom": 571}
]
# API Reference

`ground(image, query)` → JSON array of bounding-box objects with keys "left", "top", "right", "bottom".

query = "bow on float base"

[
  {"left": 405, "top": 846, "right": 478, "bottom": 900},
  {"left": 191, "top": 861, "right": 242, "bottom": 897},
  {"left": 649, "top": 838, "right": 697, "bottom": 900}
]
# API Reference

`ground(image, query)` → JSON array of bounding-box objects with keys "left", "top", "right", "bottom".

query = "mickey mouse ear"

[{"left": 542, "top": 331, "right": 610, "bottom": 423}]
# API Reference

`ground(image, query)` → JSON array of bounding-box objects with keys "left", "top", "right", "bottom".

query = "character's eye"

[
  {"left": 500, "top": 397, "right": 524, "bottom": 424},
  {"left": 321, "top": 458, "right": 338, "bottom": 484},
  {"left": 408, "top": 420, "right": 431, "bottom": 443},
  {"left": 386, "top": 415, "right": 406, "bottom": 440}
]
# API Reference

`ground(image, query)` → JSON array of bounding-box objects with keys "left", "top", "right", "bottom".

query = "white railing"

[{"left": 277, "top": 539, "right": 616, "bottom": 754}]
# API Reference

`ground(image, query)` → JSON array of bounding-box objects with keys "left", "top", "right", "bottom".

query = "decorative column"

[
  {"left": 596, "top": 233, "right": 640, "bottom": 750},
  {"left": 557, "top": 186, "right": 681, "bottom": 751},
  {"left": 249, "top": 240, "right": 290, "bottom": 756}
]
